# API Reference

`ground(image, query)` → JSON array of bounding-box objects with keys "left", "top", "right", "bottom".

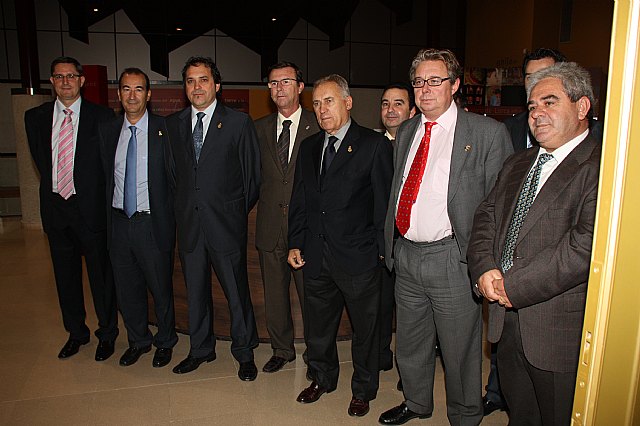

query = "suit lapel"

[
  {"left": 106, "top": 116, "right": 125, "bottom": 199},
  {"left": 311, "top": 133, "right": 323, "bottom": 188},
  {"left": 392, "top": 115, "right": 422, "bottom": 205},
  {"left": 177, "top": 107, "right": 194, "bottom": 165},
  {"left": 40, "top": 103, "right": 55, "bottom": 170},
  {"left": 290, "top": 111, "right": 315, "bottom": 179},
  {"left": 264, "top": 114, "right": 284, "bottom": 176},
  {"left": 448, "top": 109, "right": 473, "bottom": 203},
  {"left": 326, "top": 121, "right": 360, "bottom": 177}
]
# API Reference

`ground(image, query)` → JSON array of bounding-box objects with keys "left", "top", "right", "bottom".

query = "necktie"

[
  {"left": 277, "top": 120, "right": 292, "bottom": 173},
  {"left": 500, "top": 153, "right": 554, "bottom": 272},
  {"left": 193, "top": 112, "right": 205, "bottom": 162},
  {"left": 395, "top": 122, "right": 436, "bottom": 236},
  {"left": 57, "top": 108, "right": 74, "bottom": 199},
  {"left": 321, "top": 136, "right": 338, "bottom": 177},
  {"left": 123, "top": 126, "right": 137, "bottom": 218}
]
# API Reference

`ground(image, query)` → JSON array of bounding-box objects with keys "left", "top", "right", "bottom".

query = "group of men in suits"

[{"left": 25, "top": 47, "right": 600, "bottom": 424}]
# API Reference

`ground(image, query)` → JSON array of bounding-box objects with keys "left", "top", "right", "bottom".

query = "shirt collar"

[
  {"left": 384, "top": 130, "right": 394, "bottom": 140},
  {"left": 325, "top": 118, "right": 351, "bottom": 142},
  {"left": 538, "top": 128, "right": 589, "bottom": 163},
  {"left": 55, "top": 97, "right": 82, "bottom": 116},
  {"left": 421, "top": 100, "right": 457, "bottom": 132},
  {"left": 191, "top": 99, "right": 217, "bottom": 119},
  {"left": 277, "top": 106, "right": 302, "bottom": 127},
  {"left": 124, "top": 110, "right": 149, "bottom": 133}
]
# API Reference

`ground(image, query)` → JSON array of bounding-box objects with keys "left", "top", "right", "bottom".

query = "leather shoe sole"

[
  {"left": 297, "top": 382, "right": 327, "bottom": 404},
  {"left": 119, "top": 345, "right": 151, "bottom": 366},
  {"left": 58, "top": 337, "right": 90, "bottom": 359},
  {"left": 95, "top": 340, "right": 115, "bottom": 361},
  {"left": 172, "top": 352, "right": 216, "bottom": 374},
  {"left": 238, "top": 361, "right": 258, "bottom": 381},
  {"left": 348, "top": 398, "right": 370, "bottom": 417},
  {"left": 379, "top": 403, "right": 432, "bottom": 425},
  {"left": 152, "top": 348, "right": 173, "bottom": 368},
  {"left": 262, "top": 356, "right": 294, "bottom": 373},
  {"left": 483, "top": 398, "right": 506, "bottom": 416}
]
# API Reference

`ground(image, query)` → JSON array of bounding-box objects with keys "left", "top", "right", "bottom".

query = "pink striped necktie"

[{"left": 57, "top": 108, "right": 75, "bottom": 200}]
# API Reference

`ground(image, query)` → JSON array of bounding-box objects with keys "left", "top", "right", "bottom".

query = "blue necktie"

[
  {"left": 500, "top": 153, "right": 554, "bottom": 272},
  {"left": 123, "top": 125, "right": 137, "bottom": 218},
  {"left": 193, "top": 112, "right": 205, "bottom": 162}
]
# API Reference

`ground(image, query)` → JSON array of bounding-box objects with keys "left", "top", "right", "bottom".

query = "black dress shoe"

[
  {"left": 95, "top": 340, "right": 115, "bottom": 361},
  {"left": 379, "top": 403, "right": 432, "bottom": 425},
  {"left": 172, "top": 352, "right": 216, "bottom": 374},
  {"left": 348, "top": 398, "right": 370, "bottom": 417},
  {"left": 152, "top": 348, "right": 173, "bottom": 368},
  {"left": 296, "top": 381, "right": 327, "bottom": 404},
  {"left": 262, "top": 355, "right": 293, "bottom": 373},
  {"left": 238, "top": 361, "right": 258, "bottom": 381},
  {"left": 119, "top": 345, "right": 151, "bottom": 366},
  {"left": 58, "top": 337, "right": 90, "bottom": 359},
  {"left": 483, "top": 397, "right": 506, "bottom": 416}
]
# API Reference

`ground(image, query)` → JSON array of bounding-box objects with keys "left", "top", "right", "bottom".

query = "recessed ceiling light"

[
  {"left": 93, "top": 8, "right": 98, "bottom": 12},
  {"left": 271, "top": 17, "right": 277, "bottom": 22},
  {"left": 176, "top": 27, "right": 183, "bottom": 31}
]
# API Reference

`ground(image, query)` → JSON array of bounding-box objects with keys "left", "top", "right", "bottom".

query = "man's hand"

[
  {"left": 288, "top": 249, "right": 305, "bottom": 269},
  {"left": 477, "top": 269, "right": 512, "bottom": 308}
]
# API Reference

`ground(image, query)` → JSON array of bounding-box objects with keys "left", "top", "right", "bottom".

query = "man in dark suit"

[
  {"left": 25, "top": 56, "right": 118, "bottom": 361},
  {"left": 165, "top": 56, "right": 260, "bottom": 381},
  {"left": 468, "top": 62, "right": 600, "bottom": 425},
  {"left": 379, "top": 82, "right": 416, "bottom": 388},
  {"left": 98, "top": 68, "right": 178, "bottom": 368},
  {"left": 254, "top": 61, "right": 318, "bottom": 373},
  {"left": 288, "top": 74, "right": 393, "bottom": 417},
  {"left": 379, "top": 49, "right": 513, "bottom": 426}
]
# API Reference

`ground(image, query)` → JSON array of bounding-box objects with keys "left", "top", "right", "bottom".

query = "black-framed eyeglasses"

[
  {"left": 267, "top": 78, "right": 298, "bottom": 88},
  {"left": 411, "top": 77, "right": 451, "bottom": 88},
  {"left": 52, "top": 73, "right": 82, "bottom": 81}
]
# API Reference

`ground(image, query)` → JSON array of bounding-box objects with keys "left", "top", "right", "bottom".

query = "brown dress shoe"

[
  {"left": 348, "top": 397, "right": 370, "bottom": 417},
  {"left": 296, "top": 381, "right": 326, "bottom": 404}
]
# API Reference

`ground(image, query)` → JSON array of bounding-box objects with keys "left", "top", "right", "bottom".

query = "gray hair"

[
  {"left": 526, "top": 62, "right": 595, "bottom": 107},
  {"left": 313, "top": 74, "right": 350, "bottom": 98},
  {"left": 409, "top": 48, "right": 462, "bottom": 82}
]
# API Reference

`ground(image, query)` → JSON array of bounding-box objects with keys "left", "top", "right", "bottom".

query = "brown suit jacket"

[
  {"left": 468, "top": 132, "right": 601, "bottom": 373},
  {"left": 254, "top": 109, "right": 318, "bottom": 251}
]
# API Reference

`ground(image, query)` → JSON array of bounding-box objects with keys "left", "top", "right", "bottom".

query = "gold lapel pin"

[
  {"left": 217, "top": 122, "right": 222, "bottom": 129},
  {"left": 158, "top": 130, "right": 163, "bottom": 136},
  {"left": 347, "top": 146, "right": 353, "bottom": 153},
  {"left": 464, "top": 145, "right": 471, "bottom": 152}
]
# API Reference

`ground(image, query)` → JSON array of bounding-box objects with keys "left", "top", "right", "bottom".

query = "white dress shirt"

[{"left": 277, "top": 106, "right": 302, "bottom": 161}]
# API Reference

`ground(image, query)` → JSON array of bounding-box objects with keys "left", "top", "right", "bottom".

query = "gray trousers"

[{"left": 394, "top": 236, "right": 483, "bottom": 426}]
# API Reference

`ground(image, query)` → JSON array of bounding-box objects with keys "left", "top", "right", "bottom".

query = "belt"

[
  {"left": 112, "top": 208, "right": 151, "bottom": 218},
  {"left": 400, "top": 232, "right": 455, "bottom": 247}
]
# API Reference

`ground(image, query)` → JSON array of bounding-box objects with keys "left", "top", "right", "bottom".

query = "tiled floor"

[{"left": 0, "top": 217, "right": 508, "bottom": 425}]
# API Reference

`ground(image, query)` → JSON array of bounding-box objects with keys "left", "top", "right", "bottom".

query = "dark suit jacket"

[
  {"left": 384, "top": 108, "right": 514, "bottom": 270},
  {"left": 468, "top": 133, "right": 601, "bottom": 373},
  {"left": 504, "top": 111, "right": 529, "bottom": 153},
  {"left": 166, "top": 103, "right": 260, "bottom": 252},
  {"left": 254, "top": 109, "right": 318, "bottom": 251},
  {"left": 98, "top": 112, "right": 175, "bottom": 252},
  {"left": 288, "top": 120, "right": 393, "bottom": 279},
  {"left": 25, "top": 99, "right": 114, "bottom": 233}
]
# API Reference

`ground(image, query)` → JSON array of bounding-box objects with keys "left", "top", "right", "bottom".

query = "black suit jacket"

[
  {"left": 288, "top": 120, "right": 393, "bottom": 279},
  {"left": 504, "top": 111, "right": 530, "bottom": 153},
  {"left": 166, "top": 103, "right": 260, "bottom": 252},
  {"left": 98, "top": 112, "right": 175, "bottom": 252},
  {"left": 468, "top": 133, "right": 601, "bottom": 372},
  {"left": 25, "top": 99, "right": 114, "bottom": 233}
]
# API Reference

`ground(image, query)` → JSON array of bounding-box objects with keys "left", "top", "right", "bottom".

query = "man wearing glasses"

[
  {"left": 254, "top": 62, "right": 318, "bottom": 374},
  {"left": 379, "top": 49, "right": 512, "bottom": 425},
  {"left": 25, "top": 56, "right": 118, "bottom": 362}
]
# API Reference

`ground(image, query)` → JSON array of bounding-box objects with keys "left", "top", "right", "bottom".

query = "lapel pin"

[
  {"left": 347, "top": 146, "right": 353, "bottom": 153},
  {"left": 464, "top": 145, "right": 471, "bottom": 152},
  {"left": 158, "top": 130, "right": 163, "bottom": 136},
  {"left": 217, "top": 122, "right": 222, "bottom": 129},
  {"left": 305, "top": 125, "right": 310, "bottom": 130}
]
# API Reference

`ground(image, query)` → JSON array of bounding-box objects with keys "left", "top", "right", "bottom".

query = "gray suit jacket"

[
  {"left": 254, "top": 109, "right": 318, "bottom": 251},
  {"left": 384, "top": 107, "right": 513, "bottom": 270},
  {"left": 468, "top": 133, "right": 601, "bottom": 372}
]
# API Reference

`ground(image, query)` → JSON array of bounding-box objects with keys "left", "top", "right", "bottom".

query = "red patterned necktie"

[
  {"left": 57, "top": 108, "right": 74, "bottom": 199},
  {"left": 395, "top": 121, "right": 436, "bottom": 236}
]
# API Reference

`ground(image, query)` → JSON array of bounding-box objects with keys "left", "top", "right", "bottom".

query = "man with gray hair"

[
  {"left": 468, "top": 62, "right": 600, "bottom": 424},
  {"left": 380, "top": 48, "right": 513, "bottom": 425},
  {"left": 288, "top": 74, "right": 393, "bottom": 417}
]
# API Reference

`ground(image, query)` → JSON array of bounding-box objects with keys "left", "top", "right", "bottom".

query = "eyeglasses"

[
  {"left": 267, "top": 78, "right": 297, "bottom": 88},
  {"left": 411, "top": 77, "right": 451, "bottom": 88},
  {"left": 52, "top": 73, "right": 82, "bottom": 81}
]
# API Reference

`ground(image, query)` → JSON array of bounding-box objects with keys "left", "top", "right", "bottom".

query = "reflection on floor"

[{"left": 0, "top": 217, "right": 508, "bottom": 425}]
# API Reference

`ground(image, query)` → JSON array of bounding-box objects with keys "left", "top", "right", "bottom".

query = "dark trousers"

[
  {"left": 258, "top": 231, "right": 304, "bottom": 360},
  {"left": 379, "top": 266, "right": 395, "bottom": 369},
  {"left": 394, "top": 236, "right": 482, "bottom": 426},
  {"left": 485, "top": 343, "right": 505, "bottom": 404},
  {"left": 179, "top": 231, "right": 258, "bottom": 362},
  {"left": 46, "top": 199, "right": 118, "bottom": 342},
  {"left": 498, "top": 310, "right": 577, "bottom": 426},
  {"left": 304, "top": 242, "right": 381, "bottom": 401},
  {"left": 110, "top": 211, "right": 177, "bottom": 349}
]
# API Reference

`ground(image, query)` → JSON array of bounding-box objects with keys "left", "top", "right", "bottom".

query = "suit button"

[
  {"left": 321, "top": 211, "right": 325, "bottom": 215},
  {"left": 283, "top": 180, "right": 288, "bottom": 185},
  {"left": 195, "top": 206, "right": 199, "bottom": 211},
  {"left": 195, "top": 187, "right": 200, "bottom": 191}
]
